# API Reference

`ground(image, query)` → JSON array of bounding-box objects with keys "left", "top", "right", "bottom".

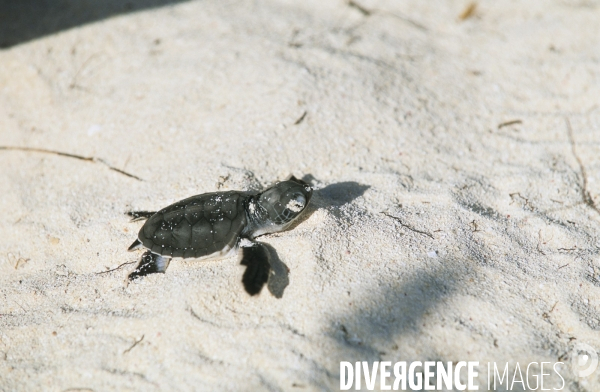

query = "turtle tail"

[{"left": 128, "top": 239, "right": 143, "bottom": 251}]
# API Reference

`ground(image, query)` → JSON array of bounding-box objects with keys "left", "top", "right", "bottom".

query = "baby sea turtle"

[{"left": 126, "top": 176, "right": 312, "bottom": 295}]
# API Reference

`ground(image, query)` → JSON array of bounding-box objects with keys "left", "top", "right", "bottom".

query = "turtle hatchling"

[{"left": 126, "top": 176, "right": 312, "bottom": 295}]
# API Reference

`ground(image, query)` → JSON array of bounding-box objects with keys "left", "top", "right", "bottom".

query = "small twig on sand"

[
  {"left": 459, "top": 2, "right": 477, "bottom": 21},
  {"left": 498, "top": 119, "right": 522, "bottom": 129},
  {"left": 537, "top": 230, "right": 546, "bottom": 255},
  {"left": 294, "top": 111, "right": 307, "bottom": 125},
  {"left": 0, "top": 146, "right": 143, "bottom": 181},
  {"left": 382, "top": 212, "right": 434, "bottom": 239},
  {"left": 123, "top": 335, "right": 144, "bottom": 354},
  {"left": 509, "top": 192, "right": 533, "bottom": 210},
  {"left": 348, "top": 0, "right": 371, "bottom": 16},
  {"left": 558, "top": 247, "right": 577, "bottom": 252},
  {"left": 14, "top": 257, "right": 30, "bottom": 269},
  {"left": 188, "top": 306, "right": 203, "bottom": 322},
  {"left": 12, "top": 300, "right": 28, "bottom": 313},
  {"left": 542, "top": 301, "right": 559, "bottom": 320},
  {"left": 347, "top": 0, "right": 427, "bottom": 31},
  {"left": 96, "top": 261, "right": 136, "bottom": 275},
  {"left": 70, "top": 53, "right": 100, "bottom": 90},
  {"left": 565, "top": 118, "right": 600, "bottom": 216}
]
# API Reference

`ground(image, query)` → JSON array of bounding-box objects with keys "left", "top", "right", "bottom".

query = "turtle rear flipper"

[
  {"left": 240, "top": 242, "right": 271, "bottom": 296},
  {"left": 128, "top": 251, "right": 171, "bottom": 281},
  {"left": 126, "top": 210, "right": 157, "bottom": 222}
]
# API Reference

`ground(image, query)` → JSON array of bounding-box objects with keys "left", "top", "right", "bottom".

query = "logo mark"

[{"left": 571, "top": 343, "right": 598, "bottom": 378}]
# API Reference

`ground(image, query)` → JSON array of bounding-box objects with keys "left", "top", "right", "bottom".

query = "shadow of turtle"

[
  {"left": 313, "top": 181, "right": 371, "bottom": 208},
  {"left": 322, "top": 263, "right": 466, "bottom": 389},
  {"left": 265, "top": 179, "right": 370, "bottom": 299},
  {"left": 263, "top": 243, "right": 289, "bottom": 299},
  {"left": 286, "top": 178, "right": 371, "bottom": 229},
  {"left": 0, "top": 0, "right": 192, "bottom": 48}
]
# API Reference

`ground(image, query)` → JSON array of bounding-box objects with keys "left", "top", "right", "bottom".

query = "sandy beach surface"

[{"left": 1, "top": 0, "right": 600, "bottom": 390}]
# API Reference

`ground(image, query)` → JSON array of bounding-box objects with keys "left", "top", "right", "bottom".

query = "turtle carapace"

[{"left": 126, "top": 176, "right": 312, "bottom": 295}]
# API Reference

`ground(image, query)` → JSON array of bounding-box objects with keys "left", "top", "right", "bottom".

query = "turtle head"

[{"left": 249, "top": 176, "right": 312, "bottom": 236}]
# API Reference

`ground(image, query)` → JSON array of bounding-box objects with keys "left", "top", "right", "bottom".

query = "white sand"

[{"left": 1, "top": 0, "right": 600, "bottom": 390}]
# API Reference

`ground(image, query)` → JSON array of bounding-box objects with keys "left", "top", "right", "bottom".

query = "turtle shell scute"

[{"left": 137, "top": 191, "right": 248, "bottom": 258}]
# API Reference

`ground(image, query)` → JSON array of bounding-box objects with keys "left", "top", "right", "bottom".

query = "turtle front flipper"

[
  {"left": 128, "top": 251, "right": 171, "bottom": 281},
  {"left": 240, "top": 242, "right": 271, "bottom": 296}
]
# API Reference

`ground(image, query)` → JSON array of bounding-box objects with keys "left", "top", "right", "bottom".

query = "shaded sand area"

[{"left": 1, "top": 0, "right": 600, "bottom": 390}]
